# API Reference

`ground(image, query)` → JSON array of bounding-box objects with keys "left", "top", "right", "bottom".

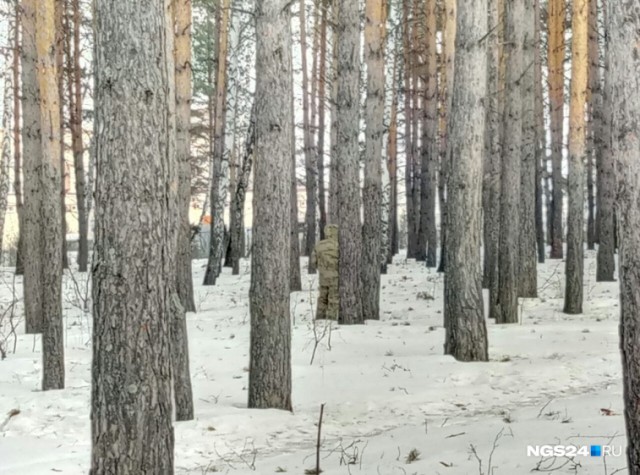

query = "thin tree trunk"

[
  {"left": 334, "top": 0, "right": 363, "bottom": 325},
  {"left": 290, "top": 67, "right": 302, "bottom": 293},
  {"left": 37, "top": 0, "right": 64, "bottom": 391},
  {"left": 563, "top": 0, "right": 588, "bottom": 315},
  {"left": 55, "top": 0, "right": 68, "bottom": 271},
  {"left": 585, "top": 0, "right": 598, "bottom": 251},
  {"left": 328, "top": 0, "right": 339, "bottom": 225},
  {"left": 91, "top": 0, "right": 175, "bottom": 469},
  {"left": 175, "top": 0, "right": 196, "bottom": 312},
  {"left": 496, "top": 0, "right": 523, "bottom": 324},
  {"left": 0, "top": 57, "right": 12, "bottom": 256},
  {"left": 519, "top": 0, "right": 538, "bottom": 298},
  {"left": 249, "top": 0, "right": 293, "bottom": 410},
  {"left": 362, "top": 0, "right": 386, "bottom": 321},
  {"left": 13, "top": 1, "right": 23, "bottom": 275},
  {"left": 548, "top": 0, "right": 565, "bottom": 259},
  {"left": 444, "top": 0, "right": 488, "bottom": 362},
  {"left": 387, "top": 49, "right": 399, "bottom": 263},
  {"left": 316, "top": 0, "right": 328, "bottom": 239},
  {"left": 534, "top": 0, "right": 546, "bottom": 264},
  {"left": 402, "top": 1, "right": 416, "bottom": 258}
]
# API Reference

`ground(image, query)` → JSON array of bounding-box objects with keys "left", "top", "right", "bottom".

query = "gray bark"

[
  {"left": 534, "top": 0, "right": 546, "bottom": 264},
  {"left": 0, "top": 67, "right": 12, "bottom": 256},
  {"left": 335, "top": 0, "right": 363, "bottom": 325},
  {"left": 290, "top": 74, "right": 302, "bottom": 293},
  {"left": 444, "top": 0, "right": 488, "bottom": 362},
  {"left": 497, "top": 0, "right": 524, "bottom": 324},
  {"left": 608, "top": 0, "right": 640, "bottom": 469},
  {"left": 519, "top": 0, "right": 538, "bottom": 298},
  {"left": 91, "top": 0, "right": 175, "bottom": 470},
  {"left": 21, "top": 0, "right": 43, "bottom": 334},
  {"left": 248, "top": 0, "right": 293, "bottom": 410}
]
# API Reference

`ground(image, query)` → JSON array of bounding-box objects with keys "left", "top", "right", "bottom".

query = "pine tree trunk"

[
  {"left": 328, "top": 0, "right": 339, "bottom": 225},
  {"left": 0, "top": 62, "right": 12, "bottom": 256},
  {"left": 387, "top": 51, "right": 399, "bottom": 263},
  {"left": 249, "top": 0, "right": 293, "bottom": 410},
  {"left": 519, "top": 0, "right": 538, "bottom": 298},
  {"left": 362, "top": 0, "right": 386, "bottom": 321},
  {"left": 335, "top": 0, "right": 363, "bottom": 325},
  {"left": 55, "top": 0, "right": 68, "bottom": 272},
  {"left": 290, "top": 75, "right": 302, "bottom": 293},
  {"left": 548, "top": 0, "right": 565, "bottom": 259},
  {"left": 563, "top": 0, "right": 588, "bottom": 315},
  {"left": 609, "top": 1, "right": 640, "bottom": 469},
  {"left": 485, "top": 0, "right": 504, "bottom": 318},
  {"left": 13, "top": 2, "right": 23, "bottom": 275},
  {"left": 595, "top": 0, "right": 615, "bottom": 282},
  {"left": 402, "top": 2, "right": 416, "bottom": 258},
  {"left": 585, "top": 0, "right": 598, "bottom": 251},
  {"left": 175, "top": 0, "right": 196, "bottom": 312},
  {"left": 496, "top": 0, "right": 523, "bottom": 324},
  {"left": 21, "top": 0, "right": 44, "bottom": 334},
  {"left": 316, "top": 0, "right": 328, "bottom": 239},
  {"left": 444, "top": 0, "right": 488, "bottom": 362},
  {"left": 534, "top": 0, "right": 546, "bottom": 264},
  {"left": 92, "top": 0, "right": 175, "bottom": 470}
]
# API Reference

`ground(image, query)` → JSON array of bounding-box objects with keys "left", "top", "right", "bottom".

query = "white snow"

[{"left": 0, "top": 251, "right": 627, "bottom": 474}]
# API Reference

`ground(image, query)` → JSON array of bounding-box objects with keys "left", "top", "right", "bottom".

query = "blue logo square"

[{"left": 591, "top": 445, "right": 602, "bottom": 457}]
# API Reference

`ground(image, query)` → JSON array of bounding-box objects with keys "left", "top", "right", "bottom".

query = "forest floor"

[{"left": 0, "top": 251, "right": 627, "bottom": 475}]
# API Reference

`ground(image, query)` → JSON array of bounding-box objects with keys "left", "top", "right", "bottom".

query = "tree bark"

[
  {"left": 175, "top": 0, "right": 196, "bottom": 312},
  {"left": 335, "top": 0, "right": 363, "bottom": 325},
  {"left": 13, "top": 1, "right": 23, "bottom": 275},
  {"left": 534, "top": 0, "right": 546, "bottom": 264},
  {"left": 91, "top": 0, "right": 175, "bottom": 470},
  {"left": 387, "top": 49, "right": 399, "bottom": 263},
  {"left": 563, "top": 0, "right": 588, "bottom": 315},
  {"left": 362, "top": 0, "right": 386, "bottom": 321},
  {"left": 0, "top": 56, "right": 12, "bottom": 256},
  {"left": 496, "top": 0, "right": 523, "bottom": 324},
  {"left": 548, "top": 0, "right": 566, "bottom": 259},
  {"left": 249, "top": 0, "right": 293, "bottom": 410},
  {"left": 444, "top": 0, "right": 488, "bottom": 362},
  {"left": 316, "top": 0, "right": 328, "bottom": 240},
  {"left": 290, "top": 70, "right": 302, "bottom": 293}
]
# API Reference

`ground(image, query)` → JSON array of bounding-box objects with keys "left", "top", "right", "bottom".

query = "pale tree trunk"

[
  {"left": 13, "top": 3, "right": 23, "bottom": 275},
  {"left": 69, "top": 0, "right": 88, "bottom": 272},
  {"left": 249, "top": 0, "right": 292, "bottom": 410},
  {"left": 204, "top": 0, "right": 230, "bottom": 286},
  {"left": 519, "top": 0, "right": 538, "bottom": 298},
  {"left": 0, "top": 58, "right": 12, "bottom": 256},
  {"left": 37, "top": 0, "right": 64, "bottom": 391},
  {"left": 402, "top": 1, "right": 416, "bottom": 258},
  {"left": 362, "top": 0, "right": 386, "bottom": 321},
  {"left": 437, "top": 0, "right": 455, "bottom": 273},
  {"left": 534, "top": 0, "right": 546, "bottom": 264},
  {"left": 496, "top": 0, "right": 523, "bottom": 324},
  {"left": 387, "top": 48, "right": 399, "bottom": 263},
  {"left": 419, "top": 0, "right": 437, "bottom": 268},
  {"left": 328, "top": 0, "right": 339, "bottom": 225},
  {"left": 91, "top": 0, "right": 175, "bottom": 470},
  {"left": 335, "top": 0, "right": 363, "bottom": 324},
  {"left": 300, "top": 0, "right": 317, "bottom": 265},
  {"left": 444, "top": 0, "right": 488, "bottom": 362},
  {"left": 172, "top": 0, "right": 195, "bottom": 421},
  {"left": 175, "top": 0, "right": 196, "bottom": 312},
  {"left": 595, "top": 0, "right": 614, "bottom": 282},
  {"left": 609, "top": 0, "right": 640, "bottom": 469},
  {"left": 290, "top": 73, "right": 302, "bottom": 293},
  {"left": 485, "top": 0, "right": 504, "bottom": 319},
  {"left": 55, "top": 0, "right": 68, "bottom": 271},
  {"left": 563, "top": 0, "right": 588, "bottom": 315},
  {"left": 548, "top": 0, "right": 565, "bottom": 259},
  {"left": 21, "top": 0, "right": 44, "bottom": 334}
]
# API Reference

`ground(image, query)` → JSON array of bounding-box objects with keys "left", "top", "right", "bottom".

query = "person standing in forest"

[{"left": 311, "top": 224, "right": 339, "bottom": 321}]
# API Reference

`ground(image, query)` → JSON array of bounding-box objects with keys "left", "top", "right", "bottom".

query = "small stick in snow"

[
  {"left": 315, "top": 403, "right": 325, "bottom": 474},
  {"left": 0, "top": 408, "right": 20, "bottom": 432}
]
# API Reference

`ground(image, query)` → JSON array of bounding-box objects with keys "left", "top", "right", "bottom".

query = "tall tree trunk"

[
  {"left": 419, "top": 0, "right": 438, "bottom": 268},
  {"left": 13, "top": 1, "right": 23, "bottom": 275},
  {"left": 38, "top": 0, "right": 64, "bottom": 391},
  {"left": 437, "top": 0, "right": 455, "bottom": 273},
  {"left": 585, "top": 0, "right": 598, "bottom": 251},
  {"left": 444, "top": 0, "right": 488, "bottom": 362},
  {"left": 548, "top": 0, "right": 565, "bottom": 259},
  {"left": 203, "top": 0, "right": 230, "bottom": 286},
  {"left": 175, "top": 0, "right": 196, "bottom": 312},
  {"left": 172, "top": 0, "right": 195, "bottom": 421},
  {"left": 410, "top": 0, "right": 422, "bottom": 260},
  {"left": 69, "top": 0, "right": 88, "bottom": 272},
  {"left": 402, "top": 1, "right": 416, "bottom": 258},
  {"left": 485, "top": 0, "right": 504, "bottom": 319},
  {"left": 362, "top": 0, "right": 386, "bottom": 321},
  {"left": 335, "top": 0, "right": 363, "bottom": 325},
  {"left": 290, "top": 72, "right": 302, "bottom": 293},
  {"left": 496, "top": 0, "right": 523, "bottom": 324},
  {"left": 563, "top": 0, "right": 588, "bottom": 315},
  {"left": 519, "top": 0, "right": 538, "bottom": 298},
  {"left": 609, "top": 1, "right": 640, "bottom": 470},
  {"left": 300, "top": 0, "right": 317, "bottom": 266},
  {"left": 92, "top": 0, "right": 175, "bottom": 470},
  {"left": 595, "top": 0, "right": 614, "bottom": 282},
  {"left": 0, "top": 57, "right": 12, "bottom": 256},
  {"left": 249, "top": 0, "right": 293, "bottom": 410},
  {"left": 55, "top": 0, "right": 68, "bottom": 271},
  {"left": 316, "top": 0, "right": 328, "bottom": 239},
  {"left": 387, "top": 49, "right": 399, "bottom": 263},
  {"left": 534, "top": 0, "right": 546, "bottom": 264},
  {"left": 21, "top": 0, "right": 44, "bottom": 334}
]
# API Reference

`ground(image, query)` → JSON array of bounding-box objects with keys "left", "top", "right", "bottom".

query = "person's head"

[{"left": 324, "top": 224, "right": 338, "bottom": 241}]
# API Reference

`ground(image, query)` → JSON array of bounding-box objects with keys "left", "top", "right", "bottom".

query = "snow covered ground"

[{"left": 0, "top": 252, "right": 628, "bottom": 474}]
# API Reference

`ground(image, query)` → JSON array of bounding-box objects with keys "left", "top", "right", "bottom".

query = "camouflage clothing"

[{"left": 311, "top": 225, "right": 339, "bottom": 320}]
